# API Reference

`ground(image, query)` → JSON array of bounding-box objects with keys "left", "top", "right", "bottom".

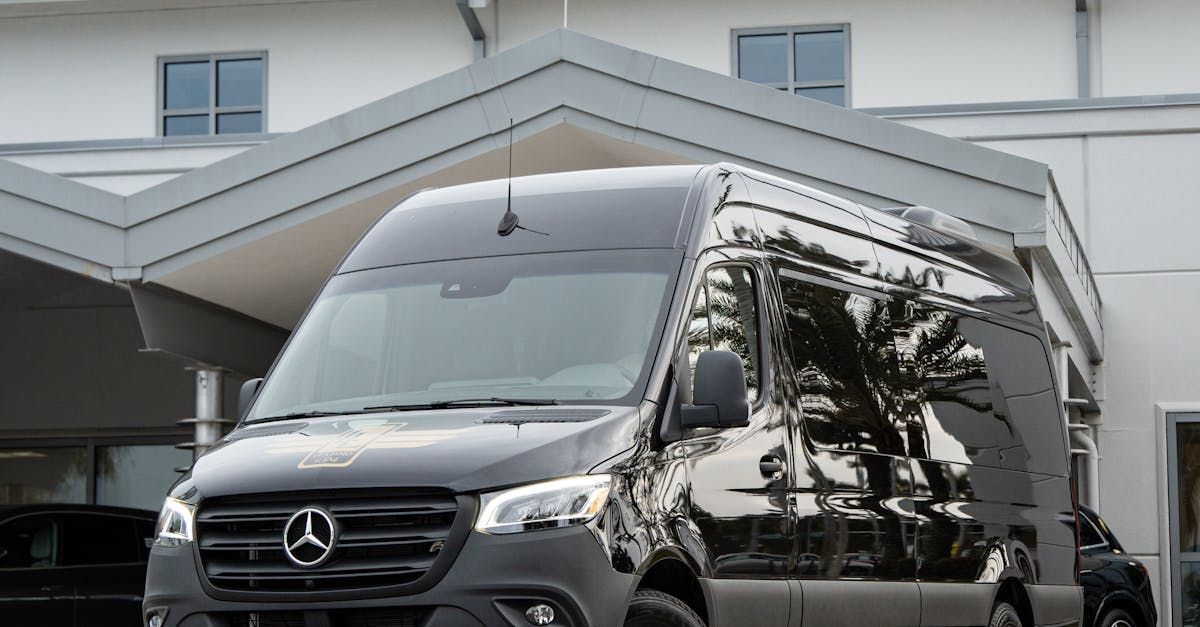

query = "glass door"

[{"left": 1169, "top": 413, "right": 1200, "bottom": 626}]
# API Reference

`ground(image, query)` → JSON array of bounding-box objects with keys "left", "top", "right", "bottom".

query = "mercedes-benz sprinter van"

[{"left": 144, "top": 164, "right": 1082, "bottom": 627}]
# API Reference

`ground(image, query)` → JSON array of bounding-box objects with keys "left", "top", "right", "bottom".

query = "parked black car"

[
  {"left": 0, "top": 503, "right": 156, "bottom": 626},
  {"left": 1080, "top": 505, "right": 1157, "bottom": 627}
]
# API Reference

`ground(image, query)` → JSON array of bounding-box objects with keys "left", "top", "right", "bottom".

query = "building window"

[
  {"left": 0, "top": 439, "right": 190, "bottom": 511},
  {"left": 159, "top": 52, "right": 266, "bottom": 136},
  {"left": 733, "top": 26, "right": 849, "bottom": 106}
]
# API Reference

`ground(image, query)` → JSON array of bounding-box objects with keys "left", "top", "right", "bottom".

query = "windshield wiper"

[
  {"left": 253, "top": 409, "right": 372, "bottom": 423},
  {"left": 364, "top": 397, "right": 559, "bottom": 412}
]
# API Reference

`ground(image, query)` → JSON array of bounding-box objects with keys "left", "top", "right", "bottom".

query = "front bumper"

[{"left": 143, "top": 525, "right": 638, "bottom": 627}]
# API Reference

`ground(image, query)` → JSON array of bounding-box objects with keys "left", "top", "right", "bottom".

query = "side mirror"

[
  {"left": 681, "top": 350, "right": 750, "bottom": 429},
  {"left": 237, "top": 378, "right": 264, "bottom": 420}
]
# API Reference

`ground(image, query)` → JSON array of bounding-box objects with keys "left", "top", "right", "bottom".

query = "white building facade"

[{"left": 0, "top": 0, "right": 1197, "bottom": 623}]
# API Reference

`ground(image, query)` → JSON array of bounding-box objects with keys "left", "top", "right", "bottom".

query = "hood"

[{"left": 174, "top": 405, "right": 640, "bottom": 500}]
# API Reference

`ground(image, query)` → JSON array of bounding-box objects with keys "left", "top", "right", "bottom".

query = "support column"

[{"left": 178, "top": 367, "right": 233, "bottom": 463}]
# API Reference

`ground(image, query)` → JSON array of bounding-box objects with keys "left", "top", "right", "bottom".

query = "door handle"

[{"left": 759, "top": 455, "right": 785, "bottom": 479}]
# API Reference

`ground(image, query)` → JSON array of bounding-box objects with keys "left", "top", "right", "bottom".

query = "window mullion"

[{"left": 208, "top": 54, "right": 217, "bottom": 135}]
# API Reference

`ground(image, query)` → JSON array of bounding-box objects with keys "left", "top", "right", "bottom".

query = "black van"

[{"left": 143, "top": 164, "right": 1082, "bottom": 627}]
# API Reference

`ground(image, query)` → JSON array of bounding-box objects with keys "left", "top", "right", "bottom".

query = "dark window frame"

[
  {"left": 731, "top": 24, "right": 851, "bottom": 106},
  {"left": 157, "top": 51, "right": 268, "bottom": 137}
]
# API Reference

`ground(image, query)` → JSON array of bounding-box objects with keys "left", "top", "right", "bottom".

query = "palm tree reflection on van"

[{"left": 778, "top": 253, "right": 996, "bottom": 580}]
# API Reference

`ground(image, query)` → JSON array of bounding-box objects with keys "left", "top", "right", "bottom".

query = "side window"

[
  {"left": 686, "top": 266, "right": 760, "bottom": 403},
  {"left": 888, "top": 300, "right": 992, "bottom": 465},
  {"left": 1079, "top": 514, "right": 1107, "bottom": 550},
  {"left": 59, "top": 514, "right": 139, "bottom": 566},
  {"left": 777, "top": 270, "right": 906, "bottom": 455},
  {"left": 0, "top": 515, "right": 59, "bottom": 569},
  {"left": 968, "top": 322, "right": 1066, "bottom": 476}
]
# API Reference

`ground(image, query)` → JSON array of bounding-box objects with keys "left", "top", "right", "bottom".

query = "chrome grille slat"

[{"left": 196, "top": 491, "right": 458, "bottom": 593}]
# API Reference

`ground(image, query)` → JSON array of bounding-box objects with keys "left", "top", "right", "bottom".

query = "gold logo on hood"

[{"left": 298, "top": 424, "right": 399, "bottom": 469}]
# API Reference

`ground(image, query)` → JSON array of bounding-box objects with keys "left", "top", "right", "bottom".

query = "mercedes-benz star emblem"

[{"left": 283, "top": 507, "right": 337, "bottom": 568}]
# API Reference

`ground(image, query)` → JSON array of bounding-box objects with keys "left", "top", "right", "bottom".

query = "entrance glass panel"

[
  {"left": 0, "top": 447, "right": 86, "bottom": 504},
  {"left": 1170, "top": 414, "right": 1200, "bottom": 625}
]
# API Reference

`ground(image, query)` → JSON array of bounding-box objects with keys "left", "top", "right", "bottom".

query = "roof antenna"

[
  {"left": 497, "top": 118, "right": 520, "bottom": 236},
  {"left": 496, "top": 119, "right": 548, "bottom": 237}
]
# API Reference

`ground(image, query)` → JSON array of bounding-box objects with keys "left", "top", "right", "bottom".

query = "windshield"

[{"left": 247, "top": 250, "right": 680, "bottom": 420}]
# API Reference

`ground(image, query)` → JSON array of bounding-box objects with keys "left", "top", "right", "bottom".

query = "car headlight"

[
  {"left": 154, "top": 497, "right": 196, "bottom": 547},
  {"left": 475, "top": 475, "right": 611, "bottom": 534}
]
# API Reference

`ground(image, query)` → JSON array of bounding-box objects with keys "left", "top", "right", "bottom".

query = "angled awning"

[{"left": 1, "top": 28, "right": 1088, "bottom": 350}]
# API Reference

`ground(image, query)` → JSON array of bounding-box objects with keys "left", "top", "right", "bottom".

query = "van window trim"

[{"left": 678, "top": 258, "right": 771, "bottom": 424}]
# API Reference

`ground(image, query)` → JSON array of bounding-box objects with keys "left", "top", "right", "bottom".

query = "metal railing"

[{"left": 1046, "top": 176, "right": 1102, "bottom": 320}]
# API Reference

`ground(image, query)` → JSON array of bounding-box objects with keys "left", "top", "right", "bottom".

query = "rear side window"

[
  {"left": 1079, "top": 514, "right": 1107, "bottom": 549},
  {"left": 686, "top": 266, "right": 760, "bottom": 403},
  {"left": 777, "top": 271, "right": 906, "bottom": 455},
  {"left": 59, "top": 514, "right": 140, "bottom": 566},
  {"left": 888, "top": 300, "right": 992, "bottom": 465},
  {"left": 888, "top": 299, "right": 1066, "bottom": 476},
  {"left": 0, "top": 515, "right": 59, "bottom": 569}
]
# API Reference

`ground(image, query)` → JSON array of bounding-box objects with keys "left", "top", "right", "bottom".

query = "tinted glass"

[
  {"left": 686, "top": 278, "right": 710, "bottom": 387},
  {"left": 1178, "top": 421, "right": 1200, "bottom": 552},
  {"left": 163, "top": 61, "right": 209, "bottom": 109},
  {"left": 163, "top": 115, "right": 208, "bottom": 136},
  {"left": 738, "top": 34, "right": 787, "bottom": 84},
  {"left": 1183, "top": 562, "right": 1200, "bottom": 627},
  {"left": 0, "top": 447, "right": 86, "bottom": 504},
  {"left": 778, "top": 272, "right": 906, "bottom": 455},
  {"left": 794, "top": 86, "right": 845, "bottom": 106},
  {"left": 59, "top": 514, "right": 138, "bottom": 566},
  {"left": 889, "top": 300, "right": 991, "bottom": 464},
  {"left": 687, "top": 266, "right": 759, "bottom": 402},
  {"left": 216, "top": 58, "right": 262, "bottom": 107},
  {"left": 793, "top": 30, "right": 845, "bottom": 82},
  {"left": 249, "top": 250, "right": 677, "bottom": 419},
  {"left": 95, "top": 445, "right": 191, "bottom": 511},
  {"left": 970, "top": 321, "right": 1065, "bottom": 476},
  {"left": 217, "top": 112, "right": 262, "bottom": 134},
  {"left": 0, "top": 515, "right": 58, "bottom": 569},
  {"left": 1079, "top": 514, "right": 1105, "bottom": 548}
]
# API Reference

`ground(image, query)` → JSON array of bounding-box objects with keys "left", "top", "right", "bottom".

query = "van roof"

[
  {"left": 339, "top": 166, "right": 703, "bottom": 273},
  {"left": 341, "top": 164, "right": 1033, "bottom": 325}
]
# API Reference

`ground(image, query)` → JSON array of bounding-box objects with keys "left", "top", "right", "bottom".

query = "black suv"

[
  {"left": 0, "top": 504, "right": 156, "bottom": 626},
  {"left": 1079, "top": 505, "right": 1157, "bottom": 627}
]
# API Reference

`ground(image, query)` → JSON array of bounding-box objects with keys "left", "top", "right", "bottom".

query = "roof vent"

[{"left": 881, "top": 205, "right": 977, "bottom": 241}]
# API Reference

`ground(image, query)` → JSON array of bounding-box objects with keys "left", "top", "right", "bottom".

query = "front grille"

[
  {"left": 196, "top": 491, "right": 458, "bottom": 593},
  {"left": 224, "top": 607, "right": 428, "bottom": 627}
]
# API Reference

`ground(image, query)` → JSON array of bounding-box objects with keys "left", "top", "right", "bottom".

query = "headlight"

[
  {"left": 475, "top": 475, "right": 611, "bottom": 534},
  {"left": 154, "top": 497, "right": 196, "bottom": 547}
]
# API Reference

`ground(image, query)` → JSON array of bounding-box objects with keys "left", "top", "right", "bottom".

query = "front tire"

[
  {"left": 624, "top": 589, "right": 706, "bottom": 627},
  {"left": 1099, "top": 608, "right": 1137, "bottom": 627},
  {"left": 989, "top": 602, "right": 1023, "bottom": 627}
]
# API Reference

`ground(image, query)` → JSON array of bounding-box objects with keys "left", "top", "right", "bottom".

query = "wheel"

[
  {"left": 1099, "top": 608, "right": 1137, "bottom": 627},
  {"left": 624, "top": 589, "right": 707, "bottom": 627},
  {"left": 989, "top": 602, "right": 1023, "bottom": 627}
]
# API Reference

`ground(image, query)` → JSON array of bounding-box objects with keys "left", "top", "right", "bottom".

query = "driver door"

[{"left": 681, "top": 255, "right": 794, "bottom": 623}]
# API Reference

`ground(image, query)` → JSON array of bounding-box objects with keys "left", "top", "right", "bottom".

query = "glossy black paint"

[
  {"left": 0, "top": 504, "right": 155, "bottom": 627},
  {"left": 149, "top": 164, "right": 1080, "bottom": 626},
  {"left": 1078, "top": 507, "right": 1157, "bottom": 627}
]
